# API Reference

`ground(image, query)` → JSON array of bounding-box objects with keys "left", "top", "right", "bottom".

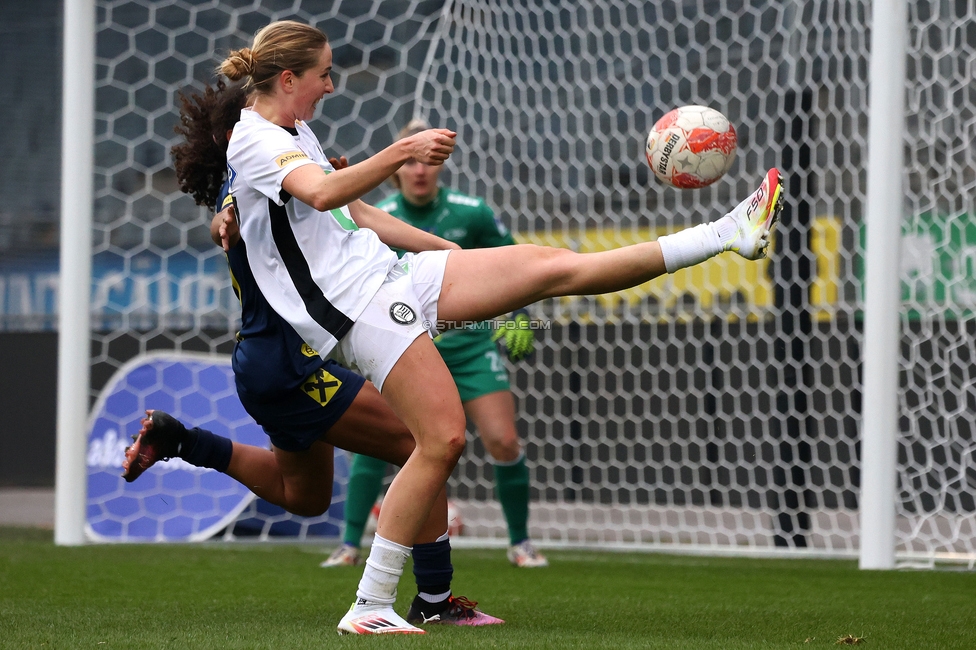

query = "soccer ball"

[
  {"left": 447, "top": 500, "right": 464, "bottom": 537},
  {"left": 366, "top": 498, "right": 462, "bottom": 537},
  {"left": 363, "top": 498, "right": 382, "bottom": 537},
  {"left": 645, "top": 105, "right": 737, "bottom": 189}
]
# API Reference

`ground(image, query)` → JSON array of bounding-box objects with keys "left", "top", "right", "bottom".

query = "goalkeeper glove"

[{"left": 492, "top": 311, "right": 534, "bottom": 361}]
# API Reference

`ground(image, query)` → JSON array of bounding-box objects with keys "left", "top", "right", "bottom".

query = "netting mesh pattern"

[
  {"left": 419, "top": 0, "right": 864, "bottom": 553},
  {"left": 89, "top": 0, "right": 447, "bottom": 377},
  {"left": 896, "top": 1, "right": 976, "bottom": 556},
  {"left": 89, "top": 0, "right": 976, "bottom": 558}
]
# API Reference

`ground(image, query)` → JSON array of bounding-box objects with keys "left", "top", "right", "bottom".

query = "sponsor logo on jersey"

[
  {"left": 443, "top": 227, "right": 468, "bottom": 241},
  {"left": 275, "top": 150, "right": 309, "bottom": 168},
  {"left": 302, "top": 368, "right": 342, "bottom": 406},
  {"left": 301, "top": 343, "right": 319, "bottom": 358},
  {"left": 389, "top": 302, "right": 417, "bottom": 325},
  {"left": 446, "top": 192, "right": 481, "bottom": 208}
]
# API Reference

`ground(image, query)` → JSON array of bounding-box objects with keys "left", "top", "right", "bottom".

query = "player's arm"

[
  {"left": 210, "top": 206, "right": 240, "bottom": 251},
  {"left": 348, "top": 200, "right": 460, "bottom": 253},
  {"left": 282, "top": 129, "right": 456, "bottom": 212}
]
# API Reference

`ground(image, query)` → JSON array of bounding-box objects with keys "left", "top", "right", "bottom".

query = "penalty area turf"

[{"left": 0, "top": 527, "right": 973, "bottom": 649}]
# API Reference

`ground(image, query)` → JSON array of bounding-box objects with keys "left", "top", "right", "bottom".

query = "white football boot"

[
  {"left": 506, "top": 539, "right": 549, "bottom": 568},
  {"left": 319, "top": 544, "right": 360, "bottom": 568},
  {"left": 721, "top": 167, "right": 784, "bottom": 260},
  {"left": 337, "top": 599, "right": 425, "bottom": 635}
]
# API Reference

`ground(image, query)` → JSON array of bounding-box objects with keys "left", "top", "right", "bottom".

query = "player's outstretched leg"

[
  {"left": 122, "top": 410, "right": 230, "bottom": 482},
  {"left": 716, "top": 167, "right": 784, "bottom": 260},
  {"left": 435, "top": 169, "right": 784, "bottom": 324},
  {"left": 406, "top": 595, "right": 505, "bottom": 626},
  {"left": 656, "top": 167, "right": 783, "bottom": 272}
]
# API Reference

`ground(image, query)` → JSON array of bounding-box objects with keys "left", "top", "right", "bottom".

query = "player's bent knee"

[
  {"left": 285, "top": 493, "right": 333, "bottom": 517},
  {"left": 419, "top": 429, "right": 466, "bottom": 465},
  {"left": 444, "top": 431, "right": 466, "bottom": 460},
  {"left": 290, "top": 504, "right": 329, "bottom": 517},
  {"left": 485, "top": 434, "right": 520, "bottom": 462},
  {"left": 278, "top": 479, "right": 333, "bottom": 517}
]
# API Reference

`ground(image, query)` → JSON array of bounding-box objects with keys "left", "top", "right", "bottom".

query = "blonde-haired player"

[{"left": 217, "top": 19, "right": 783, "bottom": 634}]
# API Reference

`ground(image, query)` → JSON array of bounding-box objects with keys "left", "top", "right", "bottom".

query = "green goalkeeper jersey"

[{"left": 376, "top": 187, "right": 516, "bottom": 352}]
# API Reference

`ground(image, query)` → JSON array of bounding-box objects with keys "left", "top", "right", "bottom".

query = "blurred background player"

[{"left": 322, "top": 120, "right": 547, "bottom": 570}]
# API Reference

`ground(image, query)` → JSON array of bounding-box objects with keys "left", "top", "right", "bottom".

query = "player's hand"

[
  {"left": 328, "top": 155, "right": 349, "bottom": 170},
  {"left": 492, "top": 311, "right": 534, "bottom": 361},
  {"left": 217, "top": 206, "right": 240, "bottom": 251},
  {"left": 403, "top": 128, "right": 456, "bottom": 166}
]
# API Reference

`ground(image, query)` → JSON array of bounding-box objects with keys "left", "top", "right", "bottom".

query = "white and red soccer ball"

[
  {"left": 645, "top": 105, "right": 737, "bottom": 189},
  {"left": 446, "top": 500, "right": 464, "bottom": 537},
  {"left": 366, "top": 498, "right": 463, "bottom": 537}
]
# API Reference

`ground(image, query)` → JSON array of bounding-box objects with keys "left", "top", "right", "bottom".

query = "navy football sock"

[
  {"left": 412, "top": 537, "right": 453, "bottom": 603},
  {"left": 180, "top": 427, "right": 233, "bottom": 473}
]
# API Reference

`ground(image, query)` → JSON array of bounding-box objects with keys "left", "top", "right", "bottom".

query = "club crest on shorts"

[{"left": 389, "top": 302, "right": 417, "bottom": 325}]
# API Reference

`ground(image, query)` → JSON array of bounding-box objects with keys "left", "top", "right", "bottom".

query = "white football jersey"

[{"left": 226, "top": 109, "right": 397, "bottom": 358}]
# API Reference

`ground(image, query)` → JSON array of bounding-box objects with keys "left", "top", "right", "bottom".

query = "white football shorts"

[{"left": 329, "top": 249, "right": 450, "bottom": 392}]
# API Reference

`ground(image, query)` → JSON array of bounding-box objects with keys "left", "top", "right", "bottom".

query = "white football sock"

[
  {"left": 657, "top": 222, "right": 725, "bottom": 273},
  {"left": 356, "top": 534, "right": 411, "bottom": 606},
  {"left": 712, "top": 214, "right": 739, "bottom": 250}
]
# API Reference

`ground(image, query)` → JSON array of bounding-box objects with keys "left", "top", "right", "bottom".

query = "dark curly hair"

[{"left": 172, "top": 79, "right": 248, "bottom": 209}]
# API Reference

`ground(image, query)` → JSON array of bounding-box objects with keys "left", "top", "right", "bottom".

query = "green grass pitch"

[{"left": 1, "top": 527, "right": 973, "bottom": 649}]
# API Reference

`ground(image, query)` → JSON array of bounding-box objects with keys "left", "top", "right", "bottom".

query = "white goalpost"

[
  {"left": 55, "top": 0, "right": 96, "bottom": 546},
  {"left": 859, "top": 0, "right": 907, "bottom": 570},
  {"left": 60, "top": 0, "right": 976, "bottom": 567}
]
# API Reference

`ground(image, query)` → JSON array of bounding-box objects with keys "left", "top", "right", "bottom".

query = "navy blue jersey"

[
  {"left": 216, "top": 184, "right": 325, "bottom": 399},
  {"left": 215, "top": 182, "right": 365, "bottom": 451}
]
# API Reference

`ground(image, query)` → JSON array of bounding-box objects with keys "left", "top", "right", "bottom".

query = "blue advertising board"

[
  {"left": 86, "top": 352, "right": 351, "bottom": 542},
  {"left": 85, "top": 353, "right": 267, "bottom": 542}
]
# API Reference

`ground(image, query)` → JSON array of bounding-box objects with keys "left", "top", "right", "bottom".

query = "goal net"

[{"left": 82, "top": 0, "right": 976, "bottom": 562}]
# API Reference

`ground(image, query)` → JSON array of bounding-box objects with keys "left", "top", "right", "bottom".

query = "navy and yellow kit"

[{"left": 217, "top": 187, "right": 365, "bottom": 452}]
